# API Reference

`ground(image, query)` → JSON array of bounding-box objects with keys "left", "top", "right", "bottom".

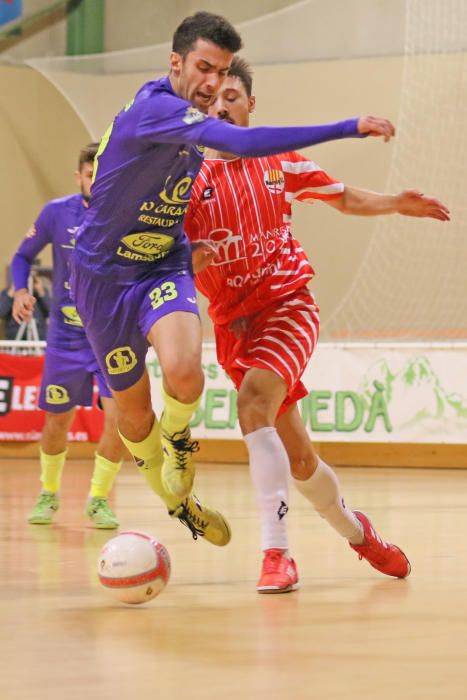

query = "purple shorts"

[
  {"left": 71, "top": 266, "right": 199, "bottom": 391},
  {"left": 39, "top": 344, "right": 112, "bottom": 413}
]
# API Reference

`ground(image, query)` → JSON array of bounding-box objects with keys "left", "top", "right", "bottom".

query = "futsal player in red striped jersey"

[{"left": 185, "top": 57, "right": 450, "bottom": 592}]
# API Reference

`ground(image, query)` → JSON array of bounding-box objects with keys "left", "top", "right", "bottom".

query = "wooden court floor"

[{"left": 1, "top": 458, "right": 467, "bottom": 700}]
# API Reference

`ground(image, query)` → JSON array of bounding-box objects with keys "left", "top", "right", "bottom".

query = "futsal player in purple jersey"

[
  {"left": 70, "top": 12, "right": 395, "bottom": 545},
  {"left": 12, "top": 144, "right": 125, "bottom": 529}
]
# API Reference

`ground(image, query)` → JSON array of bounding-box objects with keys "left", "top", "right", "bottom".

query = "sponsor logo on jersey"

[
  {"left": 117, "top": 232, "right": 174, "bottom": 262},
  {"left": 183, "top": 106, "right": 207, "bottom": 125},
  {"left": 202, "top": 186, "right": 214, "bottom": 201},
  {"left": 135, "top": 177, "right": 192, "bottom": 242},
  {"left": 263, "top": 169, "right": 285, "bottom": 194},
  {"left": 160, "top": 175, "right": 193, "bottom": 205},
  {"left": 46, "top": 384, "right": 70, "bottom": 405},
  {"left": 105, "top": 347, "right": 137, "bottom": 375},
  {"left": 207, "top": 228, "right": 247, "bottom": 266},
  {"left": 61, "top": 306, "right": 83, "bottom": 327}
]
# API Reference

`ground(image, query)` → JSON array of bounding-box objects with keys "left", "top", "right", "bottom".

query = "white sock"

[
  {"left": 293, "top": 458, "right": 364, "bottom": 544},
  {"left": 244, "top": 427, "right": 290, "bottom": 551}
]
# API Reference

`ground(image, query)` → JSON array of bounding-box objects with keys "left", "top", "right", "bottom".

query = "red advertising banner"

[{"left": 0, "top": 353, "right": 103, "bottom": 441}]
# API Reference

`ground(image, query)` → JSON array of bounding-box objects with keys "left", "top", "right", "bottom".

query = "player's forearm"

[
  {"left": 11, "top": 253, "right": 32, "bottom": 291},
  {"left": 200, "top": 119, "right": 363, "bottom": 157},
  {"left": 337, "top": 187, "right": 398, "bottom": 216}
]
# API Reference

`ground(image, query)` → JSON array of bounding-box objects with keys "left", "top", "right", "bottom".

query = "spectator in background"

[{"left": 0, "top": 268, "right": 50, "bottom": 340}]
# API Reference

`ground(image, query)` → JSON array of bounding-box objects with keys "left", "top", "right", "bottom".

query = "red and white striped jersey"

[{"left": 184, "top": 150, "right": 344, "bottom": 325}]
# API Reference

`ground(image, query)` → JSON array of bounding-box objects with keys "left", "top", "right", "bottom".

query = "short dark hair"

[
  {"left": 78, "top": 142, "right": 99, "bottom": 171},
  {"left": 228, "top": 56, "right": 253, "bottom": 97},
  {"left": 172, "top": 12, "right": 242, "bottom": 57}
]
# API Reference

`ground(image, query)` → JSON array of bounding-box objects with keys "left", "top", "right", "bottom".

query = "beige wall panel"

[
  {"left": 104, "top": 0, "right": 299, "bottom": 52},
  {"left": 0, "top": 66, "right": 89, "bottom": 278}
]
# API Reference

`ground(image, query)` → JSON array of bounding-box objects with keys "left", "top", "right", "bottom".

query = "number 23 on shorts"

[{"left": 149, "top": 281, "right": 178, "bottom": 310}]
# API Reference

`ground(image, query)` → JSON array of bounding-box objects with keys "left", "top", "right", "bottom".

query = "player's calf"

[{"left": 161, "top": 426, "right": 198, "bottom": 499}]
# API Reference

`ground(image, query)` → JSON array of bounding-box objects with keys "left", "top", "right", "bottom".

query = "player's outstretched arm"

[
  {"left": 357, "top": 116, "right": 395, "bottom": 142},
  {"left": 326, "top": 186, "right": 450, "bottom": 221},
  {"left": 198, "top": 115, "right": 395, "bottom": 158}
]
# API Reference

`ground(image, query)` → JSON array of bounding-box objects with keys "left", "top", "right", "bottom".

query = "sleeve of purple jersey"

[
  {"left": 197, "top": 118, "right": 364, "bottom": 157},
  {"left": 136, "top": 92, "right": 363, "bottom": 155},
  {"left": 11, "top": 204, "right": 53, "bottom": 290}
]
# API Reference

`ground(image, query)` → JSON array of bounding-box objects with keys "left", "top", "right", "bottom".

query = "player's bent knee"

[
  {"left": 289, "top": 452, "right": 318, "bottom": 480},
  {"left": 163, "top": 360, "right": 204, "bottom": 399},
  {"left": 238, "top": 391, "right": 276, "bottom": 431}
]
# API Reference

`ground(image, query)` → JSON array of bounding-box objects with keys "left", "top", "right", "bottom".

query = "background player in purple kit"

[
  {"left": 70, "top": 12, "right": 395, "bottom": 545},
  {"left": 12, "top": 143, "right": 125, "bottom": 529}
]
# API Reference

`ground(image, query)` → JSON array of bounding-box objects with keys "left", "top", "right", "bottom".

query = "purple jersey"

[
  {"left": 13, "top": 194, "right": 89, "bottom": 350},
  {"left": 74, "top": 75, "right": 361, "bottom": 285}
]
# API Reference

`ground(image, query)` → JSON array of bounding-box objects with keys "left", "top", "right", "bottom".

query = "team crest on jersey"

[
  {"left": 263, "top": 169, "right": 285, "bottom": 195},
  {"left": 202, "top": 186, "right": 215, "bottom": 201},
  {"left": 61, "top": 306, "right": 83, "bottom": 327},
  {"left": 46, "top": 385, "right": 70, "bottom": 405},
  {"left": 105, "top": 346, "right": 137, "bottom": 375},
  {"left": 183, "top": 106, "right": 207, "bottom": 125}
]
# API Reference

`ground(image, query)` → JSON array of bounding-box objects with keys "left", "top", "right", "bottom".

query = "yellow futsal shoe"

[
  {"left": 85, "top": 497, "right": 119, "bottom": 530},
  {"left": 28, "top": 491, "right": 60, "bottom": 525},
  {"left": 170, "top": 494, "right": 231, "bottom": 546},
  {"left": 161, "top": 427, "right": 199, "bottom": 499}
]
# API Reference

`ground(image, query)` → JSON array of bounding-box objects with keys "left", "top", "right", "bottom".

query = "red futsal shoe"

[
  {"left": 349, "top": 511, "right": 411, "bottom": 579},
  {"left": 257, "top": 549, "right": 299, "bottom": 593}
]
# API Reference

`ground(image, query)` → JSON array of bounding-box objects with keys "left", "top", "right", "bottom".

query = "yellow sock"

[
  {"left": 40, "top": 448, "right": 66, "bottom": 493},
  {"left": 118, "top": 417, "right": 179, "bottom": 510},
  {"left": 160, "top": 386, "right": 201, "bottom": 436},
  {"left": 89, "top": 453, "right": 122, "bottom": 498}
]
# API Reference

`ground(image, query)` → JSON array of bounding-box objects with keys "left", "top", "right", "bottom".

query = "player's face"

[
  {"left": 208, "top": 76, "right": 255, "bottom": 127},
  {"left": 75, "top": 161, "right": 93, "bottom": 203},
  {"left": 170, "top": 39, "right": 232, "bottom": 113}
]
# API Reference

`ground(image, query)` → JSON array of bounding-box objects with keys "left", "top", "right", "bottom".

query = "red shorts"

[{"left": 214, "top": 287, "right": 319, "bottom": 417}]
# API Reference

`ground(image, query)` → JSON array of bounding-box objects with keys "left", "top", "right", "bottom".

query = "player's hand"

[
  {"left": 396, "top": 189, "right": 451, "bottom": 221},
  {"left": 12, "top": 289, "right": 36, "bottom": 323},
  {"left": 357, "top": 116, "right": 396, "bottom": 142},
  {"left": 191, "top": 240, "right": 218, "bottom": 274}
]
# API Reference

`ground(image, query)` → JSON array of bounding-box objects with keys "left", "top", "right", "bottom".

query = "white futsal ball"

[{"left": 98, "top": 531, "right": 171, "bottom": 605}]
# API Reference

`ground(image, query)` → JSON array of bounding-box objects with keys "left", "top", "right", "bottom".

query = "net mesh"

[{"left": 323, "top": 0, "right": 467, "bottom": 340}]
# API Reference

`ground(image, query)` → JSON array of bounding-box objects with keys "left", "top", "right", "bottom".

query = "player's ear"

[
  {"left": 170, "top": 51, "right": 182, "bottom": 76},
  {"left": 249, "top": 95, "right": 256, "bottom": 114},
  {"left": 74, "top": 170, "right": 81, "bottom": 188}
]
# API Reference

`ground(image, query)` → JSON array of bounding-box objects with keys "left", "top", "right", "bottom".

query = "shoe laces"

[
  {"left": 355, "top": 537, "right": 389, "bottom": 565},
  {"left": 165, "top": 431, "right": 199, "bottom": 472},
  {"left": 172, "top": 499, "right": 208, "bottom": 540},
  {"left": 36, "top": 492, "right": 58, "bottom": 508},
  {"left": 262, "top": 549, "right": 285, "bottom": 574},
  {"left": 89, "top": 497, "right": 112, "bottom": 516}
]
